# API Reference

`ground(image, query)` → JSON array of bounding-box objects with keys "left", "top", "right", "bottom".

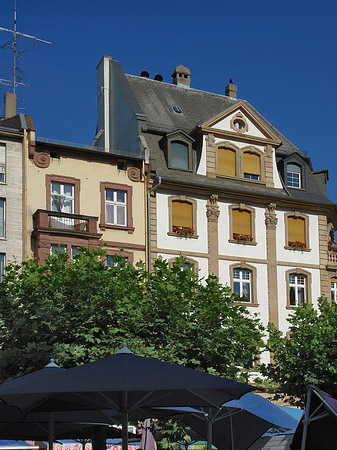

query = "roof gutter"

[{"left": 147, "top": 173, "right": 162, "bottom": 272}]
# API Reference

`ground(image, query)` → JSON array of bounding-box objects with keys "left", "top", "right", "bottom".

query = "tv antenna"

[{"left": 0, "top": 0, "right": 51, "bottom": 94}]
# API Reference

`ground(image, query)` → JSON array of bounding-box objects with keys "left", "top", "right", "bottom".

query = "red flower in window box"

[
  {"left": 328, "top": 240, "right": 337, "bottom": 252},
  {"left": 288, "top": 241, "right": 306, "bottom": 250},
  {"left": 172, "top": 226, "right": 194, "bottom": 237},
  {"left": 233, "top": 233, "right": 253, "bottom": 242}
]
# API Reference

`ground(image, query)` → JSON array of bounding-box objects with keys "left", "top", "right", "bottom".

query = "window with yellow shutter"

[
  {"left": 170, "top": 199, "right": 195, "bottom": 237},
  {"left": 287, "top": 216, "right": 306, "bottom": 250},
  {"left": 232, "top": 209, "right": 252, "bottom": 242},
  {"left": 217, "top": 148, "right": 236, "bottom": 177},
  {"left": 243, "top": 152, "right": 260, "bottom": 180}
]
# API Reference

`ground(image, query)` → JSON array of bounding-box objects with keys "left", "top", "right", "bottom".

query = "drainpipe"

[{"left": 147, "top": 173, "right": 162, "bottom": 272}]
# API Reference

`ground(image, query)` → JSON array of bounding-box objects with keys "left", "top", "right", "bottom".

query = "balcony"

[
  {"left": 327, "top": 250, "right": 337, "bottom": 269},
  {"left": 32, "top": 209, "right": 101, "bottom": 237}
]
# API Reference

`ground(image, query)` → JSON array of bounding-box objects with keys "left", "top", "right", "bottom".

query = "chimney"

[
  {"left": 225, "top": 79, "right": 237, "bottom": 98},
  {"left": 172, "top": 65, "right": 191, "bottom": 88},
  {"left": 4, "top": 92, "right": 16, "bottom": 118}
]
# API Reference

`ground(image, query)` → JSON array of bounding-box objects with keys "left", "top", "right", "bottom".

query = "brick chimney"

[
  {"left": 172, "top": 65, "right": 191, "bottom": 88},
  {"left": 225, "top": 79, "right": 237, "bottom": 98},
  {"left": 4, "top": 92, "right": 16, "bottom": 118}
]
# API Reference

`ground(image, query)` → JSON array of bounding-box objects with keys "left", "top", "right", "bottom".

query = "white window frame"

[
  {"left": 289, "top": 274, "right": 306, "bottom": 306},
  {"left": 0, "top": 199, "right": 5, "bottom": 238},
  {"left": 105, "top": 189, "right": 127, "bottom": 226},
  {"left": 0, "top": 253, "right": 5, "bottom": 281},
  {"left": 233, "top": 269, "right": 251, "bottom": 302},
  {"left": 51, "top": 182, "right": 75, "bottom": 214},
  {"left": 331, "top": 281, "right": 337, "bottom": 302},
  {"left": 287, "top": 164, "right": 301, "bottom": 188}
]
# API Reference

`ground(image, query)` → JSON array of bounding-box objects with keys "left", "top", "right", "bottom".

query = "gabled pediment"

[{"left": 201, "top": 101, "right": 281, "bottom": 146}]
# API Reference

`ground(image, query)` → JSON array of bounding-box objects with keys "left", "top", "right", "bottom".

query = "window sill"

[
  {"left": 284, "top": 246, "right": 311, "bottom": 252},
  {"left": 216, "top": 174, "right": 265, "bottom": 185},
  {"left": 167, "top": 232, "right": 199, "bottom": 239},
  {"left": 235, "top": 301, "right": 259, "bottom": 307},
  {"left": 100, "top": 224, "right": 135, "bottom": 234},
  {"left": 229, "top": 239, "right": 257, "bottom": 246},
  {"left": 286, "top": 304, "right": 305, "bottom": 310}
]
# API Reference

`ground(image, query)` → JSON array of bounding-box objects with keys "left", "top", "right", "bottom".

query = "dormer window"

[
  {"left": 160, "top": 130, "right": 194, "bottom": 172},
  {"left": 243, "top": 152, "right": 261, "bottom": 180},
  {"left": 287, "top": 163, "right": 301, "bottom": 188},
  {"left": 171, "top": 141, "right": 189, "bottom": 170}
]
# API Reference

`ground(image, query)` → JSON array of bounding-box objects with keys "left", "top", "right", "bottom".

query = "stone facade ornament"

[
  {"left": 206, "top": 194, "right": 220, "bottom": 222},
  {"left": 265, "top": 203, "right": 278, "bottom": 229}
]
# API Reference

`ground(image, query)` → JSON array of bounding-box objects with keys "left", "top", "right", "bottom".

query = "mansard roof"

[{"left": 126, "top": 74, "right": 304, "bottom": 157}]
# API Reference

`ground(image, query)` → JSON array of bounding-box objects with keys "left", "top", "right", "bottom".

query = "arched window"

[
  {"left": 243, "top": 152, "right": 261, "bottom": 180},
  {"left": 230, "top": 263, "right": 258, "bottom": 304},
  {"left": 286, "top": 268, "right": 311, "bottom": 308},
  {"left": 217, "top": 148, "right": 236, "bottom": 177},
  {"left": 285, "top": 213, "right": 309, "bottom": 250},
  {"left": 287, "top": 163, "right": 301, "bottom": 188},
  {"left": 171, "top": 141, "right": 189, "bottom": 170},
  {"left": 229, "top": 204, "right": 256, "bottom": 244},
  {"left": 169, "top": 197, "right": 197, "bottom": 238}
]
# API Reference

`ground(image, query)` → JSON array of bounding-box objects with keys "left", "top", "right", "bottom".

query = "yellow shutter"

[
  {"left": 172, "top": 201, "right": 193, "bottom": 228},
  {"left": 218, "top": 148, "right": 236, "bottom": 176},
  {"left": 243, "top": 153, "right": 260, "bottom": 176},
  {"left": 232, "top": 209, "right": 251, "bottom": 235},
  {"left": 288, "top": 217, "right": 305, "bottom": 243}
]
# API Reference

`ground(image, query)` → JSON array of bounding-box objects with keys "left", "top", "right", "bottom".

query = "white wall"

[{"left": 212, "top": 111, "right": 266, "bottom": 139}]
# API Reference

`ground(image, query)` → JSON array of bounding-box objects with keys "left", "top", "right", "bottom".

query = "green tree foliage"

[
  {"left": 261, "top": 297, "right": 337, "bottom": 407},
  {"left": 0, "top": 248, "right": 263, "bottom": 382}
]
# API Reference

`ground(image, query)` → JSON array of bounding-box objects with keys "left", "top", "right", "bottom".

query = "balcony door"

[{"left": 51, "top": 182, "right": 75, "bottom": 229}]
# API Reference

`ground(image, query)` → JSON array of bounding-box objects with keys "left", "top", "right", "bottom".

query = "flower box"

[
  {"left": 288, "top": 241, "right": 306, "bottom": 250},
  {"left": 233, "top": 233, "right": 253, "bottom": 242},
  {"left": 172, "top": 226, "right": 194, "bottom": 238}
]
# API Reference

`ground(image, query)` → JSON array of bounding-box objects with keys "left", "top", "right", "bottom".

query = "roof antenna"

[{"left": 0, "top": 0, "right": 52, "bottom": 94}]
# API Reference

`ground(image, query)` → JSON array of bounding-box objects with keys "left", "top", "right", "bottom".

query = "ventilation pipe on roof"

[
  {"left": 172, "top": 65, "right": 191, "bottom": 88},
  {"left": 140, "top": 71, "right": 150, "bottom": 78},
  {"left": 154, "top": 74, "right": 163, "bottom": 82}
]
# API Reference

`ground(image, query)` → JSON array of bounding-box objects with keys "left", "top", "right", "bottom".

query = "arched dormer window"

[
  {"left": 217, "top": 147, "right": 236, "bottom": 177},
  {"left": 160, "top": 131, "right": 194, "bottom": 172},
  {"left": 243, "top": 151, "right": 261, "bottom": 180},
  {"left": 287, "top": 163, "right": 301, "bottom": 188},
  {"left": 171, "top": 141, "right": 189, "bottom": 170}
]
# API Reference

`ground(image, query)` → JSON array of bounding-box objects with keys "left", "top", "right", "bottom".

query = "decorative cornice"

[{"left": 206, "top": 194, "right": 220, "bottom": 222}]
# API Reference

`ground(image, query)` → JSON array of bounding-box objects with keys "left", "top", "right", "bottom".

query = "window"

[
  {"left": 229, "top": 204, "right": 255, "bottom": 244},
  {"left": 71, "top": 246, "right": 80, "bottom": 259},
  {"left": 51, "top": 244, "right": 66, "bottom": 255},
  {"left": 168, "top": 257, "right": 199, "bottom": 274},
  {"left": 331, "top": 277, "right": 337, "bottom": 302},
  {"left": 105, "top": 189, "right": 127, "bottom": 226},
  {"left": 100, "top": 182, "right": 134, "bottom": 232},
  {"left": 0, "top": 144, "right": 5, "bottom": 182},
  {"left": 168, "top": 196, "right": 197, "bottom": 238},
  {"left": 171, "top": 141, "right": 189, "bottom": 170},
  {"left": 243, "top": 152, "right": 260, "bottom": 180},
  {"left": 217, "top": 148, "right": 236, "bottom": 177},
  {"left": 106, "top": 255, "right": 127, "bottom": 267},
  {"left": 233, "top": 269, "right": 251, "bottom": 302},
  {"left": 46, "top": 175, "right": 80, "bottom": 214},
  {"left": 287, "top": 163, "right": 301, "bottom": 188},
  {"left": 289, "top": 274, "right": 306, "bottom": 306},
  {"left": 230, "top": 263, "right": 257, "bottom": 305},
  {"left": 286, "top": 269, "right": 311, "bottom": 308},
  {"left": 285, "top": 213, "right": 309, "bottom": 250},
  {"left": 0, "top": 199, "right": 5, "bottom": 238},
  {"left": 0, "top": 253, "right": 5, "bottom": 282}
]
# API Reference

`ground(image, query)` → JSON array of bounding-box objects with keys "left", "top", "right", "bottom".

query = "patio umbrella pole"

[
  {"left": 206, "top": 408, "right": 213, "bottom": 450},
  {"left": 48, "top": 412, "right": 54, "bottom": 450},
  {"left": 122, "top": 391, "right": 129, "bottom": 450}
]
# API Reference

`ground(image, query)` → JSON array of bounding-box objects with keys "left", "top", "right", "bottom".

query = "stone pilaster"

[
  {"left": 206, "top": 133, "right": 216, "bottom": 178},
  {"left": 265, "top": 144, "right": 274, "bottom": 188},
  {"left": 265, "top": 203, "right": 279, "bottom": 327},
  {"left": 319, "top": 215, "right": 329, "bottom": 298},
  {"left": 206, "top": 194, "right": 220, "bottom": 277}
]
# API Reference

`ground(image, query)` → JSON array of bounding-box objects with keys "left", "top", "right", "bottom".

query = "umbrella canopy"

[
  {"left": 167, "top": 393, "right": 299, "bottom": 450},
  {"left": 0, "top": 344, "right": 255, "bottom": 450}
]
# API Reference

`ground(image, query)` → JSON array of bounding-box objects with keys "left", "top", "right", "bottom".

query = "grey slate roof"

[{"left": 126, "top": 75, "right": 304, "bottom": 157}]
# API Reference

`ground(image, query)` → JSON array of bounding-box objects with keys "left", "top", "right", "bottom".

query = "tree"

[
  {"left": 261, "top": 297, "right": 337, "bottom": 407},
  {"left": 0, "top": 248, "right": 263, "bottom": 382}
]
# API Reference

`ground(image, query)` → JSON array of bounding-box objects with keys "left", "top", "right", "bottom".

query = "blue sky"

[{"left": 1, "top": 0, "right": 337, "bottom": 200}]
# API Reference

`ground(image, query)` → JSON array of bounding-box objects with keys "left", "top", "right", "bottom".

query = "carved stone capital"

[{"left": 206, "top": 194, "right": 220, "bottom": 223}]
